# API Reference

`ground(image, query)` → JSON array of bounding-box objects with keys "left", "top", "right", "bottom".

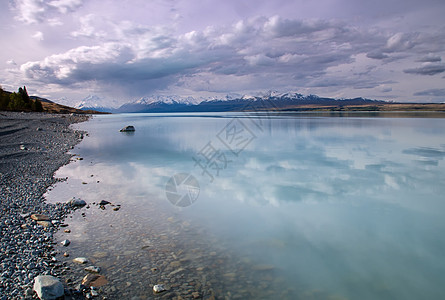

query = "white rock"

[
  {"left": 61, "top": 239, "right": 70, "bottom": 247},
  {"left": 153, "top": 284, "right": 166, "bottom": 293},
  {"left": 73, "top": 257, "right": 88, "bottom": 264},
  {"left": 84, "top": 266, "right": 101, "bottom": 273},
  {"left": 33, "top": 275, "right": 64, "bottom": 300}
]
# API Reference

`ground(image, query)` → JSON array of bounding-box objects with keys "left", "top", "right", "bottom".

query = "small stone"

[
  {"left": 169, "top": 261, "right": 181, "bottom": 268},
  {"left": 33, "top": 275, "right": 64, "bottom": 300},
  {"left": 112, "top": 207, "right": 120, "bottom": 211},
  {"left": 91, "top": 289, "right": 99, "bottom": 297},
  {"left": 84, "top": 266, "right": 101, "bottom": 273},
  {"left": 168, "top": 268, "right": 184, "bottom": 276},
  {"left": 252, "top": 264, "right": 275, "bottom": 271},
  {"left": 153, "top": 284, "right": 166, "bottom": 293},
  {"left": 63, "top": 252, "right": 69, "bottom": 257},
  {"left": 37, "top": 221, "right": 52, "bottom": 228},
  {"left": 73, "top": 257, "right": 88, "bottom": 264},
  {"left": 192, "top": 291, "right": 200, "bottom": 299},
  {"left": 20, "top": 144, "right": 27, "bottom": 150},
  {"left": 99, "top": 200, "right": 110, "bottom": 206},
  {"left": 64, "top": 229, "right": 71, "bottom": 233},
  {"left": 61, "top": 239, "right": 70, "bottom": 247},
  {"left": 36, "top": 127, "right": 43, "bottom": 131},
  {"left": 92, "top": 252, "right": 108, "bottom": 259},
  {"left": 31, "top": 214, "right": 50, "bottom": 221}
]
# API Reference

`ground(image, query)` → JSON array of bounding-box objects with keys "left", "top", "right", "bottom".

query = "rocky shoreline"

[{"left": 0, "top": 111, "right": 90, "bottom": 299}]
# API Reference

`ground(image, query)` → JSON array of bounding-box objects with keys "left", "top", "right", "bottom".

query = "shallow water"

[{"left": 46, "top": 112, "right": 445, "bottom": 299}]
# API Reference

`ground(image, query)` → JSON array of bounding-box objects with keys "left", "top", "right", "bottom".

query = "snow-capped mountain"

[
  {"left": 113, "top": 91, "right": 386, "bottom": 113},
  {"left": 75, "top": 95, "right": 116, "bottom": 112},
  {"left": 72, "top": 91, "right": 386, "bottom": 113}
]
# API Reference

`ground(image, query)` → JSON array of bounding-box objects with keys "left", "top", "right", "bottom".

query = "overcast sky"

[{"left": 1, "top": 0, "right": 445, "bottom": 106}]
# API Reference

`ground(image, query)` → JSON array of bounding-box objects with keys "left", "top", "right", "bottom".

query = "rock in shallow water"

[
  {"left": 33, "top": 275, "right": 64, "bottom": 300},
  {"left": 84, "top": 266, "right": 101, "bottom": 273},
  {"left": 82, "top": 274, "right": 108, "bottom": 287},
  {"left": 66, "top": 197, "right": 86, "bottom": 207},
  {"left": 153, "top": 284, "right": 167, "bottom": 293},
  {"left": 99, "top": 200, "right": 110, "bottom": 206},
  {"left": 119, "top": 125, "right": 135, "bottom": 132},
  {"left": 73, "top": 257, "right": 88, "bottom": 264}
]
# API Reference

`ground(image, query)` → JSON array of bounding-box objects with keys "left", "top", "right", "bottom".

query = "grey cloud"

[
  {"left": 263, "top": 16, "right": 329, "bottom": 37},
  {"left": 403, "top": 64, "right": 445, "bottom": 75},
  {"left": 22, "top": 16, "right": 376, "bottom": 95},
  {"left": 416, "top": 54, "right": 441, "bottom": 63},
  {"left": 17, "top": 14, "right": 445, "bottom": 99},
  {"left": 380, "top": 87, "right": 393, "bottom": 93},
  {"left": 414, "top": 88, "right": 445, "bottom": 97},
  {"left": 366, "top": 51, "right": 389, "bottom": 60}
]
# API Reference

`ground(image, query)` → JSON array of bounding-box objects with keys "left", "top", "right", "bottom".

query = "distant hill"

[
  {"left": 40, "top": 101, "right": 109, "bottom": 114},
  {"left": 30, "top": 96, "right": 53, "bottom": 103}
]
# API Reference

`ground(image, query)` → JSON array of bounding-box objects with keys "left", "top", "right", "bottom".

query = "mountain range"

[{"left": 75, "top": 92, "right": 388, "bottom": 113}]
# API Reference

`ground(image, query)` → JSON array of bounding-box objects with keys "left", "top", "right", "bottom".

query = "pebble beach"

[{"left": 0, "top": 111, "right": 89, "bottom": 299}]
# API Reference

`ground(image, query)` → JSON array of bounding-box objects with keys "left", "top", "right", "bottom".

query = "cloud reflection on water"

[{"left": 49, "top": 113, "right": 445, "bottom": 300}]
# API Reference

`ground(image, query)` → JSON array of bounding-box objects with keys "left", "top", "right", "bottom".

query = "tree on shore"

[
  {"left": 0, "top": 86, "right": 10, "bottom": 109},
  {"left": 8, "top": 92, "right": 26, "bottom": 110},
  {"left": 0, "top": 85, "right": 44, "bottom": 112}
]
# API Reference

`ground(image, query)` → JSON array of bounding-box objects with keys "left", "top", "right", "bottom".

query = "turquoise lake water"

[{"left": 47, "top": 112, "right": 445, "bottom": 299}]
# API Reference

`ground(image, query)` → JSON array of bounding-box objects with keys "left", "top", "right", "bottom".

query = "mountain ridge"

[{"left": 78, "top": 92, "right": 389, "bottom": 113}]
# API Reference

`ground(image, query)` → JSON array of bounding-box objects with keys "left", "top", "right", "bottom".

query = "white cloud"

[
  {"left": 14, "top": 0, "right": 46, "bottom": 24},
  {"left": 13, "top": 0, "right": 83, "bottom": 24},
  {"left": 49, "top": 0, "right": 83, "bottom": 13},
  {"left": 32, "top": 31, "right": 44, "bottom": 41}
]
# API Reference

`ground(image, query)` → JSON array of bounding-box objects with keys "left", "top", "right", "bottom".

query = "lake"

[{"left": 46, "top": 112, "right": 445, "bottom": 299}]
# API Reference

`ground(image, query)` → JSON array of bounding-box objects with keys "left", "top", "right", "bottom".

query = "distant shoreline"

[{"left": 242, "top": 103, "right": 445, "bottom": 113}]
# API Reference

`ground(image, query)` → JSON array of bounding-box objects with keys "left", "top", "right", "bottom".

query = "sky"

[{"left": 1, "top": 0, "right": 445, "bottom": 106}]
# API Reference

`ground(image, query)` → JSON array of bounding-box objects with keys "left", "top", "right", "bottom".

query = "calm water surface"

[{"left": 46, "top": 112, "right": 445, "bottom": 299}]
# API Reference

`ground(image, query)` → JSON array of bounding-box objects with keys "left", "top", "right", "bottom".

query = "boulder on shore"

[
  {"left": 33, "top": 275, "right": 64, "bottom": 300},
  {"left": 119, "top": 125, "right": 135, "bottom": 132}
]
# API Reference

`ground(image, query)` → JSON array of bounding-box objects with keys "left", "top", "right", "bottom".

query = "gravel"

[{"left": 0, "top": 111, "right": 90, "bottom": 299}]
